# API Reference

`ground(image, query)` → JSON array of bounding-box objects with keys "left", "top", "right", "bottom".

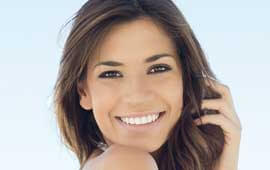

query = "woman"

[{"left": 53, "top": 0, "right": 242, "bottom": 169}]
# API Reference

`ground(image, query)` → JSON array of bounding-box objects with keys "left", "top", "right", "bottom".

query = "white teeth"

[
  {"left": 142, "top": 116, "right": 147, "bottom": 123},
  {"left": 120, "top": 113, "right": 160, "bottom": 125},
  {"left": 152, "top": 114, "right": 157, "bottom": 121},
  {"left": 134, "top": 117, "right": 141, "bottom": 125},
  {"left": 130, "top": 118, "right": 135, "bottom": 124},
  {"left": 147, "top": 115, "right": 152, "bottom": 122}
]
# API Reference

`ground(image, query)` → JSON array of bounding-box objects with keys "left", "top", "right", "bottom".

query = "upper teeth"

[{"left": 120, "top": 113, "right": 160, "bottom": 125}]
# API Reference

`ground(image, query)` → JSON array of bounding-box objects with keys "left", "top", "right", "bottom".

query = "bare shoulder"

[
  {"left": 81, "top": 148, "right": 104, "bottom": 170},
  {"left": 103, "top": 144, "right": 159, "bottom": 170},
  {"left": 83, "top": 144, "right": 159, "bottom": 170}
]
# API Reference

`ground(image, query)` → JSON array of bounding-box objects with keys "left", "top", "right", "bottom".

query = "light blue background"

[{"left": 0, "top": 0, "right": 269, "bottom": 169}]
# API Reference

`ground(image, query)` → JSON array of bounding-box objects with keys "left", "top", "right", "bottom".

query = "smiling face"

[{"left": 78, "top": 17, "right": 184, "bottom": 152}]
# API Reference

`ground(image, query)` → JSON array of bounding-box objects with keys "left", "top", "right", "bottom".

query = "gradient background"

[{"left": 0, "top": 0, "right": 269, "bottom": 169}]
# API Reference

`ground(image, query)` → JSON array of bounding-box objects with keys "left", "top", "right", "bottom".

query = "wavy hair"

[{"left": 53, "top": 0, "right": 225, "bottom": 169}]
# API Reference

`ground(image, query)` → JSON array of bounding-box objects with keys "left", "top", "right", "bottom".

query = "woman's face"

[{"left": 78, "top": 17, "right": 183, "bottom": 152}]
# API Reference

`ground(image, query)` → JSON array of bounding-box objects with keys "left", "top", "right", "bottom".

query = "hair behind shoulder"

[{"left": 53, "top": 0, "right": 225, "bottom": 170}]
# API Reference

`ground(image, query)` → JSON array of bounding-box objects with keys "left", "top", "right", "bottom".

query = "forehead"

[{"left": 91, "top": 17, "right": 178, "bottom": 66}]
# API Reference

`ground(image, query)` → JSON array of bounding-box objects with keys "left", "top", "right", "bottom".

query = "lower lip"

[{"left": 115, "top": 111, "right": 166, "bottom": 133}]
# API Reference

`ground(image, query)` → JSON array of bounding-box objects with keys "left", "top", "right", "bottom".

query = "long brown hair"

[{"left": 53, "top": 0, "right": 225, "bottom": 169}]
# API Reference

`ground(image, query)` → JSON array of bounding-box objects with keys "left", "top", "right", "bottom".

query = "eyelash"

[{"left": 98, "top": 64, "right": 172, "bottom": 79}]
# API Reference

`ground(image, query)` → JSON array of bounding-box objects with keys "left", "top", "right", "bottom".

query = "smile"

[
  {"left": 118, "top": 112, "right": 162, "bottom": 125},
  {"left": 115, "top": 111, "right": 166, "bottom": 132}
]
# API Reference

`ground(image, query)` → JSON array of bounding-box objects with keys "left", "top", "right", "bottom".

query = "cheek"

[
  {"left": 152, "top": 73, "right": 183, "bottom": 97},
  {"left": 157, "top": 76, "right": 184, "bottom": 117},
  {"left": 90, "top": 82, "right": 119, "bottom": 125}
]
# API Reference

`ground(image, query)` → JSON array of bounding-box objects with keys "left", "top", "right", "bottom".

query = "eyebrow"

[{"left": 94, "top": 53, "right": 174, "bottom": 69}]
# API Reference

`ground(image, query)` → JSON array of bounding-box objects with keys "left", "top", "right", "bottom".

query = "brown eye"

[
  {"left": 98, "top": 71, "right": 122, "bottom": 79},
  {"left": 148, "top": 64, "right": 172, "bottom": 74}
]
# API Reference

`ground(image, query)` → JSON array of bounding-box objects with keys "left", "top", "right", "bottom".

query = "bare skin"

[{"left": 82, "top": 144, "right": 158, "bottom": 170}]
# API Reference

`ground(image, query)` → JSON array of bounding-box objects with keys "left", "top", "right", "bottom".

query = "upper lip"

[{"left": 116, "top": 110, "right": 165, "bottom": 118}]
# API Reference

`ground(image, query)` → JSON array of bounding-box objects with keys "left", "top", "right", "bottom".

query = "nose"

[{"left": 122, "top": 77, "right": 153, "bottom": 105}]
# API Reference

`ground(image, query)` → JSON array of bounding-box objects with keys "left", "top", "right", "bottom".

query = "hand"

[{"left": 194, "top": 79, "right": 242, "bottom": 170}]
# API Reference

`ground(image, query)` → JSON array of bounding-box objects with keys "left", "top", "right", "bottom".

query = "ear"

[{"left": 77, "top": 81, "right": 92, "bottom": 110}]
